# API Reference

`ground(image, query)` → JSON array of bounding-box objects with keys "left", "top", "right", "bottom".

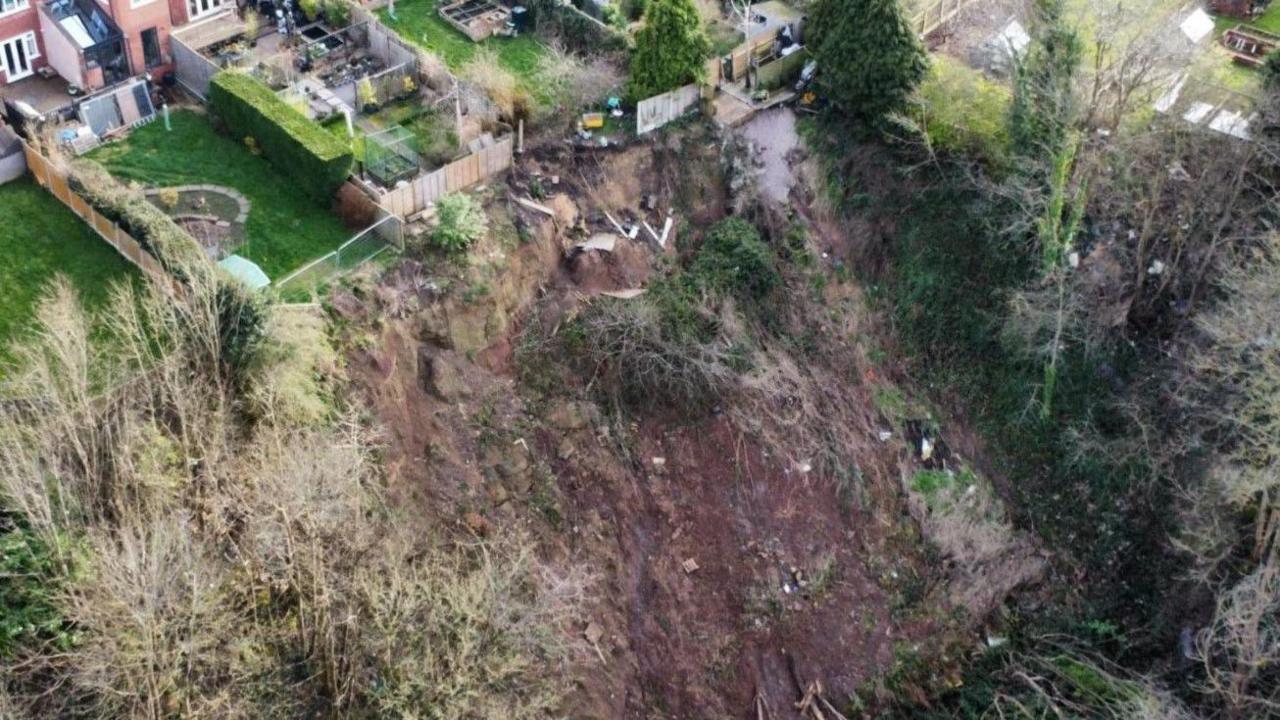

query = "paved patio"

[{"left": 0, "top": 74, "right": 77, "bottom": 115}]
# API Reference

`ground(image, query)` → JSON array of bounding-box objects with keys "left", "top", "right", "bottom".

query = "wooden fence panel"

[
  {"left": 911, "top": 0, "right": 972, "bottom": 37},
  {"left": 69, "top": 191, "right": 90, "bottom": 219},
  {"left": 24, "top": 146, "right": 47, "bottom": 184},
  {"left": 21, "top": 143, "right": 172, "bottom": 285},
  {"left": 637, "top": 84, "right": 702, "bottom": 135},
  {"left": 371, "top": 136, "right": 512, "bottom": 218}
]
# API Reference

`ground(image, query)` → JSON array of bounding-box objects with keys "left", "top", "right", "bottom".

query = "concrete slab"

[{"left": 0, "top": 74, "right": 76, "bottom": 116}]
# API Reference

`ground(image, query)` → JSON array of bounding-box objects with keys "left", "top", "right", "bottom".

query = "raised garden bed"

[{"left": 146, "top": 186, "right": 250, "bottom": 260}]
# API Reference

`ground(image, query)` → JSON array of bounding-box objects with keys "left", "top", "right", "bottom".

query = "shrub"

[
  {"left": 322, "top": 0, "right": 351, "bottom": 26},
  {"left": 691, "top": 217, "right": 779, "bottom": 300},
  {"left": 916, "top": 56, "right": 1011, "bottom": 166},
  {"left": 208, "top": 72, "right": 353, "bottom": 205},
  {"left": 462, "top": 49, "right": 531, "bottom": 120},
  {"left": 216, "top": 280, "right": 270, "bottom": 388},
  {"left": 623, "top": 0, "right": 647, "bottom": 21},
  {"left": 0, "top": 278, "right": 582, "bottom": 717},
  {"left": 244, "top": 10, "right": 261, "bottom": 42},
  {"left": 357, "top": 77, "right": 377, "bottom": 111},
  {"left": 567, "top": 278, "right": 739, "bottom": 411},
  {"left": 157, "top": 187, "right": 179, "bottom": 209},
  {"left": 601, "top": 3, "right": 626, "bottom": 29},
  {"left": 0, "top": 529, "right": 73, "bottom": 658},
  {"left": 431, "top": 193, "right": 487, "bottom": 253},
  {"left": 628, "top": 0, "right": 710, "bottom": 99},
  {"left": 299, "top": 0, "right": 318, "bottom": 20}
]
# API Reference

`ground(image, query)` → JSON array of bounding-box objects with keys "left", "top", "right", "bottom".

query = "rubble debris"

[
  {"left": 514, "top": 196, "right": 556, "bottom": 217},
  {"left": 418, "top": 347, "right": 471, "bottom": 401},
  {"left": 599, "top": 288, "right": 647, "bottom": 299},
  {"left": 573, "top": 235, "right": 617, "bottom": 253}
]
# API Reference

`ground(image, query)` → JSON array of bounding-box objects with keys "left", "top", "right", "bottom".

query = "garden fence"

[
  {"left": 377, "top": 135, "right": 514, "bottom": 218},
  {"left": 22, "top": 143, "right": 170, "bottom": 283},
  {"left": 637, "top": 84, "right": 702, "bottom": 135},
  {"left": 172, "top": 34, "right": 221, "bottom": 100},
  {"left": 352, "top": 6, "right": 446, "bottom": 88},
  {"left": 706, "top": 27, "right": 783, "bottom": 87},
  {"left": 910, "top": 0, "right": 977, "bottom": 37},
  {"left": 274, "top": 211, "right": 404, "bottom": 295}
]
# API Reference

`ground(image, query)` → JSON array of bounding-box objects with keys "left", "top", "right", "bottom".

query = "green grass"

[
  {"left": 707, "top": 19, "right": 743, "bottom": 57},
  {"left": 88, "top": 110, "right": 351, "bottom": 280},
  {"left": 0, "top": 179, "right": 135, "bottom": 364},
  {"left": 377, "top": 0, "right": 549, "bottom": 92},
  {"left": 1215, "top": 3, "right": 1280, "bottom": 35}
]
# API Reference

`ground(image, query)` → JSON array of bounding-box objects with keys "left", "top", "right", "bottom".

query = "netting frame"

[{"left": 365, "top": 125, "right": 421, "bottom": 187}]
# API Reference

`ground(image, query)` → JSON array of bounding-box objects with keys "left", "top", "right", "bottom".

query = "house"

[{"left": 0, "top": 0, "right": 218, "bottom": 106}]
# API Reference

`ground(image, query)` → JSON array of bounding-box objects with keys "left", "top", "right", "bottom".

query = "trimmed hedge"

[
  {"left": 67, "top": 159, "right": 206, "bottom": 274},
  {"left": 208, "top": 72, "right": 353, "bottom": 205}
]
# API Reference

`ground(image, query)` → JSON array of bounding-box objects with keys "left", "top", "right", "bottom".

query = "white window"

[
  {"left": 187, "top": 0, "right": 224, "bottom": 19},
  {"left": 0, "top": 0, "right": 30, "bottom": 18},
  {"left": 131, "top": 0, "right": 158, "bottom": 7},
  {"left": 0, "top": 31, "right": 37, "bottom": 80}
]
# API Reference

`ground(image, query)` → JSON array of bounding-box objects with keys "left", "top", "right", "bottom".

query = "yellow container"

[{"left": 582, "top": 112, "right": 605, "bottom": 129}]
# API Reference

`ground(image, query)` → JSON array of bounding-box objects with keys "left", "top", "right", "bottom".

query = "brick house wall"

[
  {"left": 106, "top": 0, "right": 174, "bottom": 78},
  {"left": 0, "top": 4, "right": 48, "bottom": 87}
]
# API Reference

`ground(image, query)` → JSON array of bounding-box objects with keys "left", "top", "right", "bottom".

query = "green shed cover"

[{"left": 218, "top": 255, "right": 271, "bottom": 290}]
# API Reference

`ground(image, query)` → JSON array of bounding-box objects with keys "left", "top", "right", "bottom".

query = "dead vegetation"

[{"left": 0, "top": 268, "right": 584, "bottom": 718}]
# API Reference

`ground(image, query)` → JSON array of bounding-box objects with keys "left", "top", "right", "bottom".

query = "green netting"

[{"left": 365, "top": 125, "right": 420, "bottom": 187}]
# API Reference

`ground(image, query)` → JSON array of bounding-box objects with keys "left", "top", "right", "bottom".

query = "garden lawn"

[
  {"left": 1214, "top": 3, "right": 1280, "bottom": 35},
  {"left": 376, "top": 0, "right": 549, "bottom": 93},
  {"left": 0, "top": 179, "right": 135, "bottom": 363},
  {"left": 88, "top": 110, "right": 351, "bottom": 280}
]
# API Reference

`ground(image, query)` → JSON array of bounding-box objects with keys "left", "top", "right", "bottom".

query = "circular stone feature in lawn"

[{"left": 146, "top": 185, "right": 250, "bottom": 260}]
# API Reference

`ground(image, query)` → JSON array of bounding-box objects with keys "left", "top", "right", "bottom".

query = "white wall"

[
  {"left": 0, "top": 151, "right": 27, "bottom": 184},
  {"left": 38, "top": 9, "right": 84, "bottom": 88}
]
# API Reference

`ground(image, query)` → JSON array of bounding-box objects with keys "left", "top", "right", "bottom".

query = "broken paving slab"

[{"left": 574, "top": 235, "right": 617, "bottom": 253}]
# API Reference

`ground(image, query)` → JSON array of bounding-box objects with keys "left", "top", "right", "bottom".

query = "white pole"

[{"left": 454, "top": 75, "right": 463, "bottom": 149}]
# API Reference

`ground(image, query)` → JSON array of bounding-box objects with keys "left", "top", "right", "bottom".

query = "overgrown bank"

[{"left": 806, "top": 0, "right": 1280, "bottom": 715}]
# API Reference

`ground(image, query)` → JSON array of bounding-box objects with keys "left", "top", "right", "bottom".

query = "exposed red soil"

[{"left": 338, "top": 126, "right": 1042, "bottom": 718}]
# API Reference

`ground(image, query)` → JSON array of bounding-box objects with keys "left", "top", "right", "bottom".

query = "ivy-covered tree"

[
  {"left": 1008, "top": 0, "right": 1081, "bottom": 158},
  {"left": 807, "top": 0, "right": 927, "bottom": 125},
  {"left": 628, "top": 0, "right": 710, "bottom": 99}
]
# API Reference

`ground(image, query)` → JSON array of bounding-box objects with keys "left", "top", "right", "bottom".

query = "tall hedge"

[{"left": 208, "top": 72, "right": 353, "bottom": 205}]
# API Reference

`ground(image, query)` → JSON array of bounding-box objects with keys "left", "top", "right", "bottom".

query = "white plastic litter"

[
  {"left": 997, "top": 19, "right": 1031, "bottom": 55},
  {"left": 1181, "top": 9, "right": 1215, "bottom": 44}
]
